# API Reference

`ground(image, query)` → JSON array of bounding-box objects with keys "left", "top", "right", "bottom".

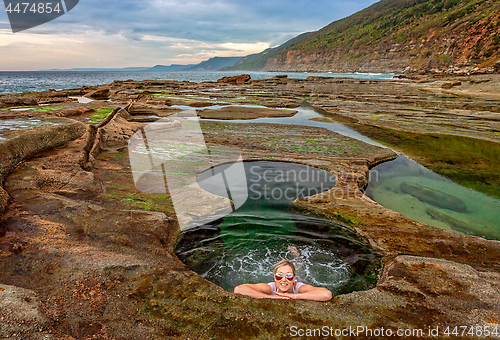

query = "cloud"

[{"left": 0, "top": 0, "right": 379, "bottom": 70}]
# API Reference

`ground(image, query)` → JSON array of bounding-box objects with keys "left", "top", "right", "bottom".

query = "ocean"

[{"left": 0, "top": 71, "right": 397, "bottom": 95}]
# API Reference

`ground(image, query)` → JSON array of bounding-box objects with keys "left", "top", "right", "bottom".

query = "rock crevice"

[{"left": 79, "top": 104, "right": 144, "bottom": 171}]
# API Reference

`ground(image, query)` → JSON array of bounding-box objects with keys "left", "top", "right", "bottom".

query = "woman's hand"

[
  {"left": 269, "top": 293, "right": 292, "bottom": 299},
  {"left": 234, "top": 283, "right": 332, "bottom": 301},
  {"left": 273, "top": 285, "right": 333, "bottom": 301}
]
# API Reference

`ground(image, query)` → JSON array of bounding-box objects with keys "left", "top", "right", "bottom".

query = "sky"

[{"left": 0, "top": 0, "right": 379, "bottom": 71}]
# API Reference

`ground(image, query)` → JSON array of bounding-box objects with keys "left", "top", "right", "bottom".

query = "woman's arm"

[
  {"left": 234, "top": 283, "right": 290, "bottom": 299},
  {"left": 278, "top": 284, "right": 332, "bottom": 301}
]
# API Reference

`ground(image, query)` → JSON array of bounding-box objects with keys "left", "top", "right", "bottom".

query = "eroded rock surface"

[
  {"left": 85, "top": 87, "right": 110, "bottom": 100},
  {"left": 0, "top": 284, "right": 56, "bottom": 340},
  {"left": 0, "top": 76, "right": 499, "bottom": 339},
  {"left": 217, "top": 74, "right": 251, "bottom": 85}
]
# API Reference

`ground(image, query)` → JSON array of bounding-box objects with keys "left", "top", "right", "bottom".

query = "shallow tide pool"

[
  {"left": 0, "top": 117, "right": 62, "bottom": 138},
  {"left": 364, "top": 156, "right": 500, "bottom": 240}
]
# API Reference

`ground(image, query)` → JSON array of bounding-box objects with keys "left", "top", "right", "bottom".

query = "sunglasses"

[{"left": 275, "top": 272, "right": 295, "bottom": 281}]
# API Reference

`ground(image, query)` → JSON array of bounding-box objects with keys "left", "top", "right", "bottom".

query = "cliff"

[{"left": 231, "top": 0, "right": 500, "bottom": 74}]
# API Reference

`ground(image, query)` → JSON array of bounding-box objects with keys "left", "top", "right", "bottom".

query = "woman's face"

[{"left": 274, "top": 264, "right": 295, "bottom": 293}]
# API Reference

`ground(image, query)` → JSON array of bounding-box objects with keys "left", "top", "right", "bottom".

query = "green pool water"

[{"left": 365, "top": 156, "right": 500, "bottom": 240}]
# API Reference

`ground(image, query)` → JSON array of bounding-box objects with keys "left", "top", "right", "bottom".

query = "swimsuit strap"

[{"left": 267, "top": 282, "right": 304, "bottom": 295}]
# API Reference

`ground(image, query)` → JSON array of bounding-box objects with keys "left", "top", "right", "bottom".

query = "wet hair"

[{"left": 273, "top": 260, "right": 296, "bottom": 276}]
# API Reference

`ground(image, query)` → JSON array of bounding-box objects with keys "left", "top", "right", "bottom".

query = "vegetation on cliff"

[{"left": 229, "top": 0, "right": 500, "bottom": 73}]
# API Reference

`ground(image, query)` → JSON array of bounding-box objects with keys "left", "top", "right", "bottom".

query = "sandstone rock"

[
  {"left": 0, "top": 96, "right": 38, "bottom": 108},
  {"left": 379, "top": 255, "right": 500, "bottom": 309},
  {"left": 99, "top": 108, "right": 145, "bottom": 149},
  {"left": 185, "top": 101, "right": 217, "bottom": 108},
  {"left": 266, "top": 74, "right": 289, "bottom": 84},
  {"left": 0, "top": 121, "right": 87, "bottom": 215},
  {"left": 196, "top": 106, "right": 297, "bottom": 120},
  {"left": 263, "top": 101, "right": 301, "bottom": 108},
  {"left": 441, "top": 80, "right": 462, "bottom": 89},
  {"left": 85, "top": 87, "right": 110, "bottom": 99},
  {"left": 37, "top": 97, "right": 73, "bottom": 105},
  {"left": 58, "top": 88, "right": 87, "bottom": 96},
  {"left": 79, "top": 107, "right": 144, "bottom": 170},
  {"left": 129, "top": 115, "right": 162, "bottom": 122},
  {"left": 7, "top": 162, "right": 101, "bottom": 198},
  {"left": 494, "top": 60, "right": 500, "bottom": 73},
  {"left": 330, "top": 255, "right": 500, "bottom": 329},
  {"left": 54, "top": 106, "right": 94, "bottom": 117},
  {"left": 128, "top": 102, "right": 180, "bottom": 116},
  {"left": 39, "top": 89, "right": 66, "bottom": 98},
  {"left": 0, "top": 187, "right": 9, "bottom": 217},
  {"left": 0, "top": 284, "right": 56, "bottom": 340},
  {"left": 79, "top": 125, "right": 99, "bottom": 171},
  {"left": 306, "top": 75, "right": 331, "bottom": 81},
  {"left": 217, "top": 74, "right": 251, "bottom": 85},
  {"left": 0, "top": 121, "right": 86, "bottom": 178}
]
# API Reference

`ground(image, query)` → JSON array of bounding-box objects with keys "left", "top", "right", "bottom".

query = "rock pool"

[{"left": 180, "top": 104, "right": 500, "bottom": 240}]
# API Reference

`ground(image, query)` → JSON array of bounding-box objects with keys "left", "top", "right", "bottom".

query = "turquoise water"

[
  {"left": 364, "top": 156, "right": 500, "bottom": 240},
  {"left": 176, "top": 161, "right": 380, "bottom": 294}
]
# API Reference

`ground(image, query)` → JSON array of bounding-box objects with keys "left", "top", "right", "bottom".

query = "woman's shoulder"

[{"left": 294, "top": 281, "right": 304, "bottom": 293}]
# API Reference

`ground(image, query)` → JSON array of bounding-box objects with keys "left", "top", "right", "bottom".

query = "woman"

[{"left": 233, "top": 260, "right": 332, "bottom": 301}]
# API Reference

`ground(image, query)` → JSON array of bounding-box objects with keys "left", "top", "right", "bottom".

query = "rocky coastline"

[
  {"left": 258, "top": 54, "right": 500, "bottom": 77},
  {"left": 0, "top": 74, "right": 499, "bottom": 339}
]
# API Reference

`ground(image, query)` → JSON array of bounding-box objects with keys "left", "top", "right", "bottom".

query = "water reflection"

[
  {"left": 0, "top": 117, "right": 62, "bottom": 137},
  {"left": 365, "top": 156, "right": 500, "bottom": 240}
]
